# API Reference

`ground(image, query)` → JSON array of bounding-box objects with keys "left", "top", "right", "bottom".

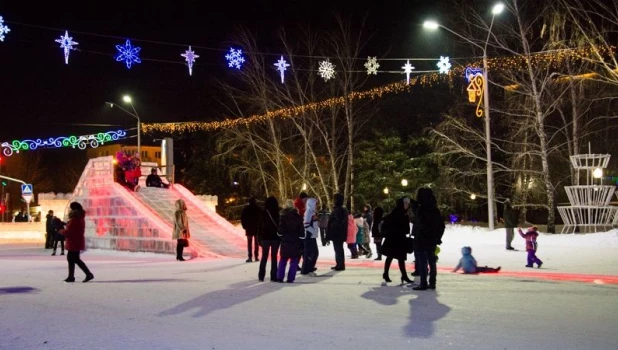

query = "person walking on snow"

[
  {"left": 59, "top": 202, "right": 94, "bottom": 283},
  {"left": 380, "top": 197, "right": 414, "bottom": 284},
  {"left": 327, "top": 193, "right": 348, "bottom": 271},
  {"left": 519, "top": 226, "right": 543, "bottom": 268},
  {"left": 504, "top": 199, "right": 518, "bottom": 250},
  {"left": 347, "top": 213, "right": 359, "bottom": 259},
  {"left": 293, "top": 192, "right": 309, "bottom": 269},
  {"left": 318, "top": 205, "right": 330, "bottom": 247},
  {"left": 412, "top": 188, "right": 445, "bottom": 291},
  {"left": 371, "top": 207, "right": 385, "bottom": 261},
  {"left": 173, "top": 199, "right": 190, "bottom": 261},
  {"left": 277, "top": 200, "right": 304, "bottom": 282},
  {"left": 241, "top": 197, "right": 262, "bottom": 262},
  {"left": 258, "top": 196, "right": 281, "bottom": 282},
  {"left": 301, "top": 197, "right": 320, "bottom": 276}
]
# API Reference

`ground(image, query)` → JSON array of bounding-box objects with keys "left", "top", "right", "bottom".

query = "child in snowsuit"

[
  {"left": 519, "top": 226, "right": 543, "bottom": 268},
  {"left": 452, "top": 246, "right": 501, "bottom": 274}
]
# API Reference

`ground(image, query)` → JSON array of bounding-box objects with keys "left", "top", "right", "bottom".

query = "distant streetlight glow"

[
  {"left": 401, "top": 179, "right": 408, "bottom": 187},
  {"left": 123, "top": 95, "right": 132, "bottom": 103},
  {"left": 383, "top": 187, "right": 389, "bottom": 195},
  {"left": 423, "top": 20, "right": 439, "bottom": 30},
  {"left": 593, "top": 168, "right": 603, "bottom": 179},
  {"left": 302, "top": 183, "right": 307, "bottom": 191},
  {"left": 492, "top": 3, "right": 505, "bottom": 15},
  {"left": 470, "top": 193, "right": 477, "bottom": 200}
]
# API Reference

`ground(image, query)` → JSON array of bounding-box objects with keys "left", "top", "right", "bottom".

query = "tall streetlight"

[
  {"left": 106, "top": 95, "right": 141, "bottom": 158},
  {"left": 423, "top": 2, "right": 504, "bottom": 230}
]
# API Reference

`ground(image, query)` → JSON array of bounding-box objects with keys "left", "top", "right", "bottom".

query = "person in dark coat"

[
  {"left": 317, "top": 205, "right": 330, "bottom": 247},
  {"left": 257, "top": 196, "right": 281, "bottom": 282},
  {"left": 145, "top": 168, "right": 169, "bottom": 189},
  {"left": 59, "top": 202, "right": 94, "bottom": 283},
  {"left": 326, "top": 193, "right": 348, "bottom": 271},
  {"left": 371, "top": 207, "right": 385, "bottom": 261},
  {"left": 503, "top": 199, "right": 518, "bottom": 250},
  {"left": 277, "top": 200, "right": 305, "bottom": 282},
  {"left": 380, "top": 197, "right": 414, "bottom": 284},
  {"left": 51, "top": 217, "right": 66, "bottom": 256},
  {"left": 240, "top": 197, "right": 262, "bottom": 262},
  {"left": 45, "top": 210, "right": 55, "bottom": 249},
  {"left": 412, "top": 188, "right": 445, "bottom": 291}
]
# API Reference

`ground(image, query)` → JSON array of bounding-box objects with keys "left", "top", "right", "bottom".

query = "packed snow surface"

[{"left": 1, "top": 225, "right": 617, "bottom": 349}]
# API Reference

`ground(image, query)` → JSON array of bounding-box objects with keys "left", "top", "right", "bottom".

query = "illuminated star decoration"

[
  {"left": 402, "top": 60, "right": 415, "bottom": 85},
  {"left": 364, "top": 56, "right": 379, "bottom": 75},
  {"left": 55, "top": 31, "right": 79, "bottom": 65},
  {"left": 318, "top": 60, "right": 336, "bottom": 81},
  {"left": 115, "top": 39, "right": 141, "bottom": 69},
  {"left": 273, "top": 56, "right": 290, "bottom": 83},
  {"left": 181, "top": 46, "right": 199, "bottom": 76},
  {"left": 0, "top": 16, "right": 10, "bottom": 42},
  {"left": 225, "top": 48, "right": 245, "bottom": 69},
  {"left": 437, "top": 56, "right": 451, "bottom": 74}
]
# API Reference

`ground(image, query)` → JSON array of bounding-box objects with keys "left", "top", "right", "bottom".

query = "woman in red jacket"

[{"left": 60, "top": 202, "right": 94, "bottom": 283}]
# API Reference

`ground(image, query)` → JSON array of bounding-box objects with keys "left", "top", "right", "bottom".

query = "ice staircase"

[{"left": 66, "top": 156, "right": 245, "bottom": 258}]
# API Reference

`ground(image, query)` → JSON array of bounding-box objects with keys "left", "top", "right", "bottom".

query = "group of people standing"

[
  {"left": 241, "top": 193, "right": 321, "bottom": 282},
  {"left": 240, "top": 188, "right": 445, "bottom": 290}
]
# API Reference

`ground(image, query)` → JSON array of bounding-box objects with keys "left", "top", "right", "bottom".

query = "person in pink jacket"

[
  {"left": 518, "top": 226, "right": 543, "bottom": 268},
  {"left": 347, "top": 214, "right": 359, "bottom": 259}
]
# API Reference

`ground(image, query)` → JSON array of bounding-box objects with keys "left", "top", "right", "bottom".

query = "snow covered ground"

[{"left": 1, "top": 225, "right": 617, "bottom": 349}]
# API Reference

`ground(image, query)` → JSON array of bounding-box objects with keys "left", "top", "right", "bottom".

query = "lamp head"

[
  {"left": 492, "top": 3, "right": 505, "bottom": 15},
  {"left": 423, "top": 20, "right": 439, "bottom": 30},
  {"left": 123, "top": 95, "right": 132, "bottom": 103}
]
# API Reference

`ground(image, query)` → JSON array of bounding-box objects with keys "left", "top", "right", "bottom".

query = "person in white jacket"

[{"left": 301, "top": 197, "right": 320, "bottom": 276}]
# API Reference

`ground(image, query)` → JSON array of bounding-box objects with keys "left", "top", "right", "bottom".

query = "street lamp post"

[
  {"left": 106, "top": 95, "right": 141, "bottom": 158},
  {"left": 423, "top": 2, "right": 503, "bottom": 231}
]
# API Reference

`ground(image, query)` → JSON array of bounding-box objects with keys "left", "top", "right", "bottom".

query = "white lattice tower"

[{"left": 558, "top": 153, "right": 618, "bottom": 233}]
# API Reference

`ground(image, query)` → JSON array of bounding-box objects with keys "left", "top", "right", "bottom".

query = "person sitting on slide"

[{"left": 146, "top": 168, "right": 169, "bottom": 189}]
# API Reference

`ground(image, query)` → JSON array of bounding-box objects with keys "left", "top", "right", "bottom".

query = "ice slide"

[{"left": 66, "top": 156, "right": 246, "bottom": 258}]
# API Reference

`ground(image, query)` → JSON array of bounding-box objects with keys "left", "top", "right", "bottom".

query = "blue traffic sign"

[{"left": 21, "top": 184, "right": 33, "bottom": 195}]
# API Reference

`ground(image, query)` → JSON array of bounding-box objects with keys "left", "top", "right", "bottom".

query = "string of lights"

[{"left": 142, "top": 45, "right": 615, "bottom": 134}]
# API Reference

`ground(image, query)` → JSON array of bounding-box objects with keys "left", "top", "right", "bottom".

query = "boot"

[
  {"left": 382, "top": 273, "right": 392, "bottom": 283},
  {"left": 51, "top": 250, "right": 56, "bottom": 256}
]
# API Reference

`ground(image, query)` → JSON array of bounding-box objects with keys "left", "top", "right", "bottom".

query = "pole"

[
  {"left": 137, "top": 119, "right": 141, "bottom": 159},
  {"left": 482, "top": 54, "right": 495, "bottom": 231}
]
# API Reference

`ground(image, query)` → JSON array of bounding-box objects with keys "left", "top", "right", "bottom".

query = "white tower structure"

[{"left": 557, "top": 153, "right": 618, "bottom": 233}]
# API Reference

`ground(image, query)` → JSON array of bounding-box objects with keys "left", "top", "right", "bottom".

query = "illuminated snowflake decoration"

[
  {"left": 364, "top": 56, "right": 379, "bottom": 75},
  {"left": 181, "top": 46, "right": 199, "bottom": 76},
  {"left": 402, "top": 60, "right": 415, "bottom": 85},
  {"left": 318, "top": 60, "right": 336, "bottom": 81},
  {"left": 274, "top": 56, "right": 290, "bottom": 83},
  {"left": 437, "top": 56, "right": 451, "bottom": 74},
  {"left": 225, "top": 48, "right": 245, "bottom": 69},
  {"left": 55, "top": 31, "right": 79, "bottom": 65},
  {"left": 0, "top": 16, "right": 10, "bottom": 42},
  {"left": 115, "top": 39, "right": 141, "bottom": 69}
]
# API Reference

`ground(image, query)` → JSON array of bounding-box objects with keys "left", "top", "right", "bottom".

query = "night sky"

[{"left": 0, "top": 0, "right": 453, "bottom": 142}]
